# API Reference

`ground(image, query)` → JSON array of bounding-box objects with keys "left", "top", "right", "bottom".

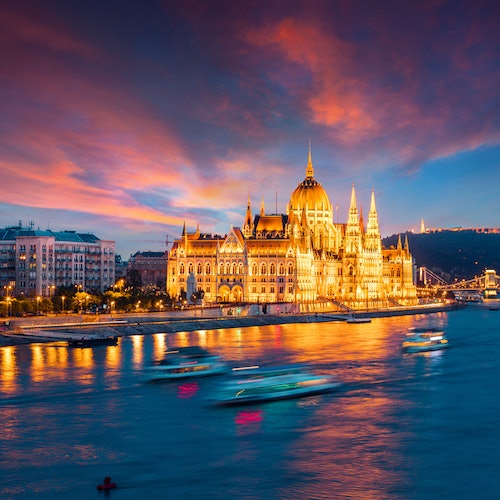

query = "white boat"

[
  {"left": 210, "top": 364, "right": 341, "bottom": 406},
  {"left": 144, "top": 346, "right": 229, "bottom": 381},
  {"left": 403, "top": 327, "right": 449, "bottom": 353}
]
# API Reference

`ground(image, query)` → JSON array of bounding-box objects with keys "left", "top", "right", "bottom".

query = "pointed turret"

[
  {"left": 365, "top": 189, "right": 381, "bottom": 253},
  {"left": 420, "top": 218, "right": 425, "bottom": 233},
  {"left": 397, "top": 233, "right": 402, "bottom": 250},
  {"left": 305, "top": 139, "right": 314, "bottom": 179},
  {"left": 243, "top": 194, "right": 254, "bottom": 236},
  {"left": 347, "top": 183, "right": 359, "bottom": 227},
  {"left": 366, "top": 189, "right": 380, "bottom": 235},
  {"left": 359, "top": 205, "right": 364, "bottom": 233},
  {"left": 404, "top": 233, "right": 410, "bottom": 255},
  {"left": 260, "top": 197, "right": 265, "bottom": 216}
]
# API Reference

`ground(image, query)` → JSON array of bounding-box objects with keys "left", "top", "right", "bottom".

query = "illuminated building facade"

[
  {"left": 166, "top": 148, "right": 418, "bottom": 310},
  {"left": 0, "top": 224, "right": 115, "bottom": 296}
]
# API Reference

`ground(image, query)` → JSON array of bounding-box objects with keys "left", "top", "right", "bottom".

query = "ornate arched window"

[
  {"left": 232, "top": 263, "right": 236, "bottom": 274},
  {"left": 287, "top": 263, "right": 294, "bottom": 275},
  {"left": 278, "top": 262, "right": 285, "bottom": 275},
  {"left": 205, "top": 263, "right": 211, "bottom": 274},
  {"left": 252, "top": 263, "right": 257, "bottom": 275},
  {"left": 261, "top": 263, "right": 267, "bottom": 275},
  {"left": 180, "top": 263, "right": 185, "bottom": 275},
  {"left": 188, "top": 263, "right": 194, "bottom": 274},
  {"left": 197, "top": 263, "right": 202, "bottom": 274},
  {"left": 225, "top": 262, "right": 230, "bottom": 275},
  {"left": 219, "top": 263, "right": 224, "bottom": 274},
  {"left": 270, "top": 263, "right": 276, "bottom": 275}
]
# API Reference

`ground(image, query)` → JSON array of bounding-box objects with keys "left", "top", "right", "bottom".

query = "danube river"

[{"left": 1, "top": 302, "right": 499, "bottom": 499}]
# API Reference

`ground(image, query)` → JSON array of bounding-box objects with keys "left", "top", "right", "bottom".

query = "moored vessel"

[{"left": 68, "top": 335, "right": 118, "bottom": 347}]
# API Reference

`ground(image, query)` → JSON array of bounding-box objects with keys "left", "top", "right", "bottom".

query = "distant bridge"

[{"left": 418, "top": 268, "right": 499, "bottom": 297}]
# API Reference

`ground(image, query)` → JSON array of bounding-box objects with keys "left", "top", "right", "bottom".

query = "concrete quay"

[{"left": 0, "top": 301, "right": 466, "bottom": 347}]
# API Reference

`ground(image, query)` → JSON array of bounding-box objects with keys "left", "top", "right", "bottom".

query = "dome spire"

[{"left": 305, "top": 139, "right": 314, "bottom": 179}]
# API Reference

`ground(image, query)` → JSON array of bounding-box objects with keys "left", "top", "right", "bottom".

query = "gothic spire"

[
  {"left": 244, "top": 193, "right": 253, "bottom": 232},
  {"left": 367, "top": 188, "right": 380, "bottom": 234},
  {"left": 305, "top": 139, "right": 314, "bottom": 179},
  {"left": 347, "top": 183, "right": 359, "bottom": 226}
]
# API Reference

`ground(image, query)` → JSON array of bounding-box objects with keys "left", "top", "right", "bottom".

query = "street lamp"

[
  {"left": 110, "top": 301, "right": 115, "bottom": 315},
  {"left": 6, "top": 297, "right": 11, "bottom": 317},
  {"left": 61, "top": 295, "right": 65, "bottom": 313},
  {"left": 36, "top": 296, "right": 41, "bottom": 316}
]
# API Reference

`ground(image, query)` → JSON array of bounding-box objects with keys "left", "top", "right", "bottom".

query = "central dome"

[{"left": 289, "top": 146, "right": 332, "bottom": 212}]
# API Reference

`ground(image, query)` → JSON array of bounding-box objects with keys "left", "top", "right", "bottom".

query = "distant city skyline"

[{"left": 1, "top": 1, "right": 499, "bottom": 258}]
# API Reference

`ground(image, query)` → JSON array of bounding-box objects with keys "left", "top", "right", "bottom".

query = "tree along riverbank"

[{"left": 0, "top": 302, "right": 466, "bottom": 347}]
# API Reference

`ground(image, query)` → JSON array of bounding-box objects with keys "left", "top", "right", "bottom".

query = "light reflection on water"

[{"left": 0, "top": 306, "right": 499, "bottom": 499}]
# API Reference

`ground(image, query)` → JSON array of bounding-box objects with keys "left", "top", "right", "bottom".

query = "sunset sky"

[{"left": 1, "top": 0, "right": 498, "bottom": 257}]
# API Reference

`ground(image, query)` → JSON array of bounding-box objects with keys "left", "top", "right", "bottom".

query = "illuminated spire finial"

[{"left": 306, "top": 139, "right": 314, "bottom": 178}]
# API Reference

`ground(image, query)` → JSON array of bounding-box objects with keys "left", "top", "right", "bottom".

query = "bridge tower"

[{"left": 484, "top": 269, "right": 498, "bottom": 298}]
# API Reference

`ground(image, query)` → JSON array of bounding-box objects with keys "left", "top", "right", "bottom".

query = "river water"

[{"left": 1, "top": 302, "right": 499, "bottom": 499}]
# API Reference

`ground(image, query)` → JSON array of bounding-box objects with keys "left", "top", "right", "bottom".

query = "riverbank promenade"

[{"left": 0, "top": 301, "right": 465, "bottom": 347}]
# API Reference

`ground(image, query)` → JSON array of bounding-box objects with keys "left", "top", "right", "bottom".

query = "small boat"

[
  {"left": 346, "top": 313, "right": 371, "bottom": 324},
  {"left": 488, "top": 305, "right": 499, "bottom": 311},
  {"left": 68, "top": 335, "right": 118, "bottom": 347},
  {"left": 144, "top": 346, "right": 229, "bottom": 381},
  {"left": 210, "top": 364, "right": 341, "bottom": 406},
  {"left": 403, "top": 327, "right": 448, "bottom": 353}
]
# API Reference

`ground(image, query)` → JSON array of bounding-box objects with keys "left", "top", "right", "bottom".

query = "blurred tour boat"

[
  {"left": 403, "top": 327, "right": 449, "bottom": 353},
  {"left": 144, "top": 346, "right": 228, "bottom": 381},
  {"left": 211, "top": 364, "right": 341, "bottom": 406}
]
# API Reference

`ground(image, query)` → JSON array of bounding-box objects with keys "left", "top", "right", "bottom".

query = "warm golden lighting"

[
  {"left": 105, "top": 343, "right": 121, "bottom": 372},
  {"left": 0, "top": 346, "right": 18, "bottom": 393},
  {"left": 152, "top": 333, "right": 167, "bottom": 359},
  {"left": 30, "top": 344, "right": 45, "bottom": 383},
  {"left": 71, "top": 348, "right": 95, "bottom": 384},
  {"left": 131, "top": 335, "right": 144, "bottom": 367}
]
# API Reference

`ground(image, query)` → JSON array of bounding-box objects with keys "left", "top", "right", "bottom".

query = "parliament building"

[{"left": 166, "top": 147, "right": 418, "bottom": 311}]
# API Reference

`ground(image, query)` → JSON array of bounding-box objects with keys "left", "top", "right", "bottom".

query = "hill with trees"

[{"left": 382, "top": 230, "right": 500, "bottom": 283}]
